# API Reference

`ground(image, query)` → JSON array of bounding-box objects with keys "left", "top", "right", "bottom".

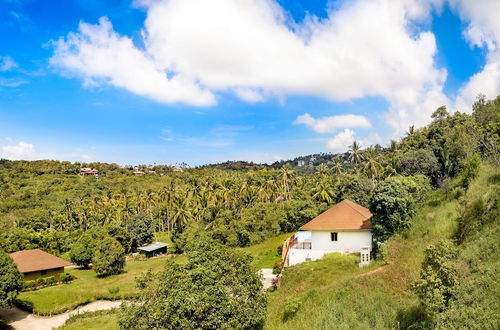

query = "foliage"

[
  {"left": 283, "top": 296, "right": 303, "bottom": 320},
  {"left": 69, "top": 232, "right": 97, "bottom": 268},
  {"left": 0, "top": 249, "right": 23, "bottom": 308},
  {"left": 413, "top": 240, "right": 459, "bottom": 314},
  {"left": 92, "top": 236, "right": 125, "bottom": 277},
  {"left": 126, "top": 212, "right": 153, "bottom": 252},
  {"left": 459, "top": 153, "right": 481, "bottom": 189},
  {"left": 370, "top": 175, "right": 431, "bottom": 247},
  {"left": 397, "top": 149, "right": 440, "bottom": 184},
  {"left": 119, "top": 236, "right": 267, "bottom": 330},
  {"left": 60, "top": 273, "right": 73, "bottom": 283}
]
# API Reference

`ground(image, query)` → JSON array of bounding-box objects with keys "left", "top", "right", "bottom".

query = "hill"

[{"left": 264, "top": 164, "right": 499, "bottom": 329}]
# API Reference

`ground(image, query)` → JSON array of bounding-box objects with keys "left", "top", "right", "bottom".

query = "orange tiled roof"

[
  {"left": 9, "top": 249, "right": 73, "bottom": 273},
  {"left": 299, "top": 199, "right": 372, "bottom": 230}
]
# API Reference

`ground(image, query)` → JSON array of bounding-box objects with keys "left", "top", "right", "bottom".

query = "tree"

[
  {"left": 413, "top": 240, "right": 458, "bottom": 314},
  {"left": 119, "top": 236, "right": 267, "bottom": 329},
  {"left": 0, "top": 249, "right": 23, "bottom": 308},
  {"left": 69, "top": 233, "right": 96, "bottom": 268},
  {"left": 348, "top": 141, "right": 363, "bottom": 165},
  {"left": 370, "top": 175, "right": 431, "bottom": 247},
  {"left": 127, "top": 212, "right": 153, "bottom": 252},
  {"left": 396, "top": 149, "right": 441, "bottom": 184},
  {"left": 92, "top": 236, "right": 125, "bottom": 277}
]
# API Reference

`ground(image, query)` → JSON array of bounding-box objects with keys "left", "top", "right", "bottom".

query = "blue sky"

[{"left": 0, "top": 0, "right": 498, "bottom": 166}]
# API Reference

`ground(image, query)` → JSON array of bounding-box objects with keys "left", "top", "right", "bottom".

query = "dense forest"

[{"left": 0, "top": 95, "right": 498, "bottom": 260}]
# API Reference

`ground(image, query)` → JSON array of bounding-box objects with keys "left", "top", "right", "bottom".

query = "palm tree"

[
  {"left": 348, "top": 141, "right": 364, "bottom": 165},
  {"left": 311, "top": 176, "right": 336, "bottom": 204},
  {"left": 332, "top": 158, "right": 343, "bottom": 175},
  {"left": 316, "top": 163, "right": 330, "bottom": 176},
  {"left": 279, "top": 164, "right": 296, "bottom": 200}
]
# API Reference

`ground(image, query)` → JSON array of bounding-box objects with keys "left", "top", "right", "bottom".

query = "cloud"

[
  {"left": 50, "top": 17, "right": 215, "bottom": 106},
  {"left": 326, "top": 128, "right": 355, "bottom": 152},
  {"left": 0, "top": 77, "right": 28, "bottom": 87},
  {"left": 0, "top": 56, "right": 18, "bottom": 72},
  {"left": 294, "top": 113, "right": 371, "bottom": 133},
  {"left": 52, "top": 0, "right": 449, "bottom": 135},
  {"left": 451, "top": 0, "right": 500, "bottom": 111},
  {"left": 1, "top": 141, "right": 36, "bottom": 160}
]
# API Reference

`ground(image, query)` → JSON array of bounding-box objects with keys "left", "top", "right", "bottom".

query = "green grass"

[
  {"left": 59, "top": 311, "right": 118, "bottom": 330},
  {"left": 18, "top": 255, "right": 184, "bottom": 315},
  {"left": 240, "top": 232, "right": 293, "bottom": 270},
  {"left": 264, "top": 164, "right": 498, "bottom": 329}
]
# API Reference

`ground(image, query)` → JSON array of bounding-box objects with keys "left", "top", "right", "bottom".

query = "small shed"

[
  {"left": 9, "top": 249, "right": 73, "bottom": 281},
  {"left": 138, "top": 242, "right": 168, "bottom": 258}
]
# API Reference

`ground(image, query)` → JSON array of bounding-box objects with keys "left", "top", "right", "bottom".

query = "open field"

[{"left": 17, "top": 255, "right": 184, "bottom": 315}]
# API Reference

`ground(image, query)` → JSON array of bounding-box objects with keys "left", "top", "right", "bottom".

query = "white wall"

[
  {"left": 286, "top": 230, "right": 372, "bottom": 266},
  {"left": 311, "top": 230, "right": 371, "bottom": 253}
]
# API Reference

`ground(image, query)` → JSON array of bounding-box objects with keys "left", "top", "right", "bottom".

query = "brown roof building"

[
  {"left": 300, "top": 199, "right": 372, "bottom": 231},
  {"left": 9, "top": 249, "right": 73, "bottom": 281}
]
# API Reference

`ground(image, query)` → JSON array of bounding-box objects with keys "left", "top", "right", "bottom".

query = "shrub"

[
  {"left": 92, "top": 236, "right": 126, "bottom": 277},
  {"left": 70, "top": 233, "right": 96, "bottom": 268},
  {"left": 283, "top": 296, "right": 303, "bottom": 320},
  {"left": 108, "top": 287, "right": 120, "bottom": 295},
  {"left": 45, "top": 276, "right": 56, "bottom": 286},
  {"left": 459, "top": 153, "right": 481, "bottom": 189},
  {"left": 60, "top": 273, "right": 73, "bottom": 283},
  {"left": 272, "top": 261, "right": 282, "bottom": 275},
  {"left": 23, "top": 280, "right": 37, "bottom": 291},
  {"left": 36, "top": 277, "right": 46, "bottom": 287},
  {"left": 412, "top": 240, "right": 459, "bottom": 314}
]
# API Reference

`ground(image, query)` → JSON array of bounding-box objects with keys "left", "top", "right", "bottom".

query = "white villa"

[{"left": 282, "top": 199, "right": 373, "bottom": 266}]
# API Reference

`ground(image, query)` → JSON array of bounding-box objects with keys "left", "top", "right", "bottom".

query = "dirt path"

[
  {"left": 355, "top": 265, "right": 388, "bottom": 278},
  {"left": 0, "top": 300, "right": 122, "bottom": 330}
]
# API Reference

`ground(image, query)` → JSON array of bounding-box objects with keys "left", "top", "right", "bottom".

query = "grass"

[
  {"left": 59, "top": 310, "right": 118, "bottom": 330},
  {"left": 17, "top": 255, "right": 184, "bottom": 315},
  {"left": 240, "top": 232, "right": 293, "bottom": 270},
  {"left": 264, "top": 164, "right": 498, "bottom": 329}
]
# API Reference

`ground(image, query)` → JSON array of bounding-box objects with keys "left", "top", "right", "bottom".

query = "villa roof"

[
  {"left": 9, "top": 249, "right": 73, "bottom": 273},
  {"left": 138, "top": 242, "right": 168, "bottom": 252},
  {"left": 299, "top": 199, "right": 372, "bottom": 231}
]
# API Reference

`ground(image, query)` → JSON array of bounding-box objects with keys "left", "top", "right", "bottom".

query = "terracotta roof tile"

[
  {"left": 9, "top": 249, "right": 73, "bottom": 273},
  {"left": 299, "top": 199, "right": 372, "bottom": 230}
]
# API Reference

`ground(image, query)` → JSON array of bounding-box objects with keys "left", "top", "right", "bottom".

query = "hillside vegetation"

[{"left": 265, "top": 164, "right": 499, "bottom": 329}]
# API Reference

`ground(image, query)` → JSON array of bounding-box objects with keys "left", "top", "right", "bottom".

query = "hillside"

[{"left": 265, "top": 164, "right": 499, "bottom": 329}]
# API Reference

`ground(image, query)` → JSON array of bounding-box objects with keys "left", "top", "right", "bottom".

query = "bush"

[
  {"left": 459, "top": 154, "right": 481, "bottom": 189},
  {"left": 0, "top": 249, "right": 23, "bottom": 307},
  {"left": 70, "top": 233, "right": 97, "bottom": 269},
  {"left": 272, "top": 261, "right": 282, "bottom": 275},
  {"left": 108, "top": 287, "right": 120, "bottom": 295},
  {"left": 60, "top": 273, "right": 73, "bottom": 283},
  {"left": 412, "top": 240, "right": 459, "bottom": 314},
  {"left": 283, "top": 296, "right": 303, "bottom": 320},
  {"left": 36, "top": 277, "right": 46, "bottom": 287},
  {"left": 45, "top": 276, "right": 56, "bottom": 286},
  {"left": 23, "top": 280, "right": 37, "bottom": 291},
  {"left": 92, "top": 236, "right": 126, "bottom": 277}
]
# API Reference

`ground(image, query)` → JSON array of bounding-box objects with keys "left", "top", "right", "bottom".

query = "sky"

[{"left": 0, "top": 0, "right": 499, "bottom": 166}]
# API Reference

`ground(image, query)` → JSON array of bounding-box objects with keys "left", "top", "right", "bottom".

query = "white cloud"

[
  {"left": 451, "top": 0, "right": 500, "bottom": 111},
  {"left": 0, "top": 56, "right": 18, "bottom": 72},
  {"left": 50, "top": 17, "right": 215, "bottom": 106},
  {"left": 1, "top": 141, "right": 36, "bottom": 160},
  {"left": 294, "top": 113, "right": 371, "bottom": 133},
  {"left": 52, "top": 0, "right": 449, "bottom": 135},
  {"left": 326, "top": 128, "right": 355, "bottom": 152}
]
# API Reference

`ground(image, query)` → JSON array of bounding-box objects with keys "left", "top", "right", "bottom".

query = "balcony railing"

[{"left": 293, "top": 241, "right": 312, "bottom": 249}]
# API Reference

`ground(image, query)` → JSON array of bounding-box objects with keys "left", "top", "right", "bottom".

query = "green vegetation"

[
  {"left": 60, "top": 310, "right": 118, "bottom": 330},
  {"left": 119, "top": 236, "right": 267, "bottom": 330},
  {"left": 17, "top": 256, "right": 181, "bottom": 315},
  {"left": 239, "top": 232, "right": 292, "bottom": 270},
  {"left": 264, "top": 164, "right": 499, "bottom": 329},
  {"left": 0, "top": 249, "right": 23, "bottom": 307},
  {"left": 92, "top": 236, "right": 125, "bottom": 277}
]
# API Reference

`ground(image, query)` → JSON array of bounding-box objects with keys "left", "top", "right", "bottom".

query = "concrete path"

[
  {"left": 0, "top": 300, "right": 122, "bottom": 330},
  {"left": 259, "top": 268, "right": 278, "bottom": 289}
]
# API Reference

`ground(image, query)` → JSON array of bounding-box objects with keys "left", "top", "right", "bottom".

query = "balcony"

[{"left": 292, "top": 241, "right": 312, "bottom": 249}]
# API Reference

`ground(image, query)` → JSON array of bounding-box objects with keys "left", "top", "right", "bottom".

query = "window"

[
  {"left": 331, "top": 232, "right": 338, "bottom": 241},
  {"left": 41, "top": 270, "right": 47, "bottom": 275}
]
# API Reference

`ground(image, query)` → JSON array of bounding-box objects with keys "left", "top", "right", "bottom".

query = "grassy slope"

[
  {"left": 241, "top": 232, "right": 293, "bottom": 270},
  {"left": 264, "top": 165, "right": 497, "bottom": 329}
]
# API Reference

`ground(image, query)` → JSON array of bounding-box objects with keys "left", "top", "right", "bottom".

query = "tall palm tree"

[
  {"left": 348, "top": 141, "right": 364, "bottom": 165},
  {"left": 332, "top": 158, "right": 343, "bottom": 175},
  {"left": 279, "top": 164, "right": 296, "bottom": 200}
]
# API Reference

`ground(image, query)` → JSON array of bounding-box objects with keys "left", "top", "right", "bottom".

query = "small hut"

[
  {"left": 138, "top": 242, "right": 168, "bottom": 258},
  {"left": 9, "top": 249, "right": 73, "bottom": 281}
]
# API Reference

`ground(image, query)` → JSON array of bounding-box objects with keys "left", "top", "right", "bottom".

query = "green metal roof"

[{"left": 138, "top": 242, "right": 168, "bottom": 252}]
